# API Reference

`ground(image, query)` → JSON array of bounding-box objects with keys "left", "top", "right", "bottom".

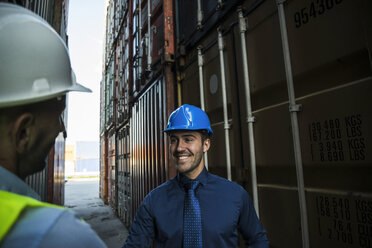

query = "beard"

[
  {"left": 173, "top": 144, "right": 204, "bottom": 176},
  {"left": 18, "top": 148, "right": 49, "bottom": 180}
]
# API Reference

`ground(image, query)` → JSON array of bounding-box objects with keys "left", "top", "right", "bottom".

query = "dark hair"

[{"left": 199, "top": 130, "right": 212, "bottom": 143}]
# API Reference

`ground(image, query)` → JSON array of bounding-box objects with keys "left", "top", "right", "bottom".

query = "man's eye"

[{"left": 185, "top": 138, "right": 193, "bottom": 143}]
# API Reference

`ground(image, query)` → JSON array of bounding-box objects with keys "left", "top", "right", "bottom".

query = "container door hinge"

[
  {"left": 289, "top": 104, "right": 302, "bottom": 112},
  {"left": 224, "top": 123, "right": 232, "bottom": 130},
  {"left": 247, "top": 116, "right": 256, "bottom": 123}
]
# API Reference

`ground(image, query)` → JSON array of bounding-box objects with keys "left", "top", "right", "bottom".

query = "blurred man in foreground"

[{"left": 0, "top": 3, "right": 106, "bottom": 247}]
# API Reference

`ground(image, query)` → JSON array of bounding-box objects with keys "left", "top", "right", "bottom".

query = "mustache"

[{"left": 174, "top": 151, "right": 192, "bottom": 156}]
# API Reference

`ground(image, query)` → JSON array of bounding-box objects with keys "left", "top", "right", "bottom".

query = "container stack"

[
  {"left": 101, "top": 0, "right": 372, "bottom": 247},
  {"left": 100, "top": 0, "right": 175, "bottom": 227}
]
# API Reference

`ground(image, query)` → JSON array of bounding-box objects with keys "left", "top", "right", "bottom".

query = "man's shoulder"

[
  {"left": 148, "top": 177, "right": 177, "bottom": 195},
  {"left": 2, "top": 206, "right": 106, "bottom": 248},
  {"left": 207, "top": 172, "right": 246, "bottom": 194}
]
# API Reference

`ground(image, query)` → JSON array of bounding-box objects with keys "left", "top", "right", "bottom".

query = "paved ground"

[{"left": 65, "top": 178, "right": 129, "bottom": 248}]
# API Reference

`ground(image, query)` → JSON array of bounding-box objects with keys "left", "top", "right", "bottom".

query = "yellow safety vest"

[{"left": 0, "top": 190, "right": 63, "bottom": 242}]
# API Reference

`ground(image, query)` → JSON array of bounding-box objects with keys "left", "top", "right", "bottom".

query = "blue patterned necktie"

[{"left": 183, "top": 180, "right": 203, "bottom": 248}]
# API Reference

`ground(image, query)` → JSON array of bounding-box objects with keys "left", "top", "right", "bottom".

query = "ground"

[{"left": 65, "top": 178, "right": 129, "bottom": 248}]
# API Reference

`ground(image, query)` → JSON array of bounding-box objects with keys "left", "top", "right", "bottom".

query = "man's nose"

[{"left": 176, "top": 140, "right": 186, "bottom": 151}]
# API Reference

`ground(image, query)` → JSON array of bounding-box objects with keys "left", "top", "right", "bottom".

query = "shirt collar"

[
  {"left": 0, "top": 166, "right": 40, "bottom": 200},
  {"left": 177, "top": 167, "right": 209, "bottom": 187}
]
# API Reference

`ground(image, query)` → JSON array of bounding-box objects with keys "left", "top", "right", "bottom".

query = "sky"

[{"left": 66, "top": 0, "right": 105, "bottom": 145}]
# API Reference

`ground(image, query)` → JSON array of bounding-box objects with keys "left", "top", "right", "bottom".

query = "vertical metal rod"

[
  {"left": 217, "top": 28, "right": 232, "bottom": 181},
  {"left": 197, "top": 46, "right": 209, "bottom": 170},
  {"left": 134, "top": 102, "right": 141, "bottom": 210},
  {"left": 144, "top": 94, "right": 149, "bottom": 193},
  {"left": 139, "top": 101, "right": 142, "bottom": 203},
  {"left": 155, "top": 84, "right": 159, "bottom": 186},
  {"left": 177, "top": 75, "right": 182, "bottom": 106},
  {"left": 147, "top": 93, "right": 150, "bottom": 192},
  {"left": 197, "top": 0, "right": 203, "bottom": 29},
  {"left": 197, "top": 46, "right": 206, "bottom": 111},
  {"left": 150, "top": 87, "right": 154, "bottom": 189},
  {"left": 276, "top": 1, "right": 309, "bottom": 247},
  {"left": 131, "top": 109, "right": 134, "bottom": 210},
  {"left": 37, "top": 0, "right": 41, "bottom": 15},
  {"left": 237, "top": 8, "right": 259, "bottom": 216},
  {"left": 138, "top": 2, "right": 142, "bottom": 77},
  {"left": 41, "top": 0, "right": 44, "bottom": 18},
  {"left": 136, "top": 103, "right": 139, "bottom": 209},
  {"left": 147, "top": 0, "right": 152, "bottom": 71},
  {"left": 141, "top": 97, "right": 145, "bottom": 199},
  {"left": 162, "top": 77, "right": 168, "bottom": 181},
  {"left": 45, "top": 0, "right": 48, "bottom": 22},
  {"left": 137, "top": 103, "right": 140, "bottom": 208},
  {"left": 159, "top": 81, "right": 164, "bottom": 182},
  {"left": 44, "top": 0, "right": 48, "bottom": 19},
  {"left": 133, "top": 106, "right": 137, "bottom": 214}
]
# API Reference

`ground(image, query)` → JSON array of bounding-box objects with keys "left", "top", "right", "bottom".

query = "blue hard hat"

[{"left": 163, "top": 104, "right": 213, "bottom": 136}]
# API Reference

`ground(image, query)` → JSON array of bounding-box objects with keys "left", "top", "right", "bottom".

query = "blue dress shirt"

[{"left": 123, "top": 168, "right": 268, "bottom": 248}]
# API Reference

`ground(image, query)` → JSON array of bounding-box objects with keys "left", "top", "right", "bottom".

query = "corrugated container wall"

[
  {"left": 100, "top": 0, "right": 176, "bottom": 222},
  {"left": 108, "top": 129, "right": 116, "bottom": 208},
  {"left": 4, "top": 0, "right": 70, "bottom": 205},
  {"left": 100, "top": 134, "right": 108, "bottom": 204},
  {"left": 177, "top": 0, "right": 372, "bottom": 247},
  {"left": 128, "top": 78, "right": 169, "bottom": 226},
  {"left": 101, "top": 0, "right": 372, "bottom": 247}
]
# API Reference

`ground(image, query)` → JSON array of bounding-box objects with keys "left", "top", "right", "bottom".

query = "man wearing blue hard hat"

[{"left": 124, "top": 104, "right": 268, "bottom": 248}]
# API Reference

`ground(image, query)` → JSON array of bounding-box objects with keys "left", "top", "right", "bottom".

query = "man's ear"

[
  {"left": 12, "top": 113, "right": 34, "bottom": 154},
  {"left": 203, "top": 138, "right": 210, "bottom": 153}
]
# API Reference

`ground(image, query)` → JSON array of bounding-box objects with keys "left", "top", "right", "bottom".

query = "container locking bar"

[
  {"left": 217, "top": 27, "right": 232, "bottom": 181},
  {"left": 146, "top": 0, "right": 152, "bottom": 72},
  {"left": 276, "top": 0, "right": 310, "bottom": 247},
  {"left": 197, "top": 0, "right": 203, "bottom": 29},
  {"left": 238, "top": 7, "right": 259, "bottom": 216},
  {"left": 197, "top": 46, "right": 209, "bottom": 170}
]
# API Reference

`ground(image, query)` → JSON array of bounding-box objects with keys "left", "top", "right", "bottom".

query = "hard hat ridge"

[{"left": 164, "top": 104, "right": 213, "bottom": 136}]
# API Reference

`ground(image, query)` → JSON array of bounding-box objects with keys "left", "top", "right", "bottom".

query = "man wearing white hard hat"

[{"left": 0, "top": 3, "right": 106, "bottom": 247}]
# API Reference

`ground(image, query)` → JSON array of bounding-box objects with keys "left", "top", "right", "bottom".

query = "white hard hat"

[{"left": 0, "top": 3, "right": 91, "bottom": 108}]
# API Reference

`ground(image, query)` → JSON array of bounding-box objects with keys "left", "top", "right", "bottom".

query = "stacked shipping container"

[
  {"left": 100, "top": 0, "right": 176, "bottom": 227},
  {"left": 101, "top": 0, "right": 372, "bottom": 247}
]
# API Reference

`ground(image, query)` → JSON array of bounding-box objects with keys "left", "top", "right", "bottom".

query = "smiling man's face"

[{"left": 169, "top": 130, "right": 210, "bottom": 179}]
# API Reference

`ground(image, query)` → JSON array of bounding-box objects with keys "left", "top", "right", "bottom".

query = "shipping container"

[
  {"left": 116, "top": 124, "right": 132, "bottom": 226},
  {"left": 116, "top": 20, "right": 131, "bottom": 126},
  {"left": 177, "top": 0, "right": 372, "bottom": 247},
  {"left": 106, "top": 58, "right": 116, "bottom": 129},
  {"left": 100, "top": 134, "right": 109, "bottom": 204},
  {"left": 51, "top": 135, "right": 66, "bottom": 205},
  {"left": 108, "top": 128, "right": 117, "bottom": 210},
  {"left": 25, "top": 165, "right": 48, "bottom": 201},
  {"left": 101, "top": 0, "right": 176, "bottom": 220},
  {"left": 129, "top": 78, "right": 170, "bottom": 220},
  {"left": 102, "top": 0, "right": 372, "bottom": 247}
]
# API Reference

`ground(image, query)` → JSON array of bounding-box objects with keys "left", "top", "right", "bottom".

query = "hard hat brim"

[
  {"left": 69, "top": 83, "right": 92, "bottom": 93},
  {"left": 69, "top": 70, "right": 92, "bottom": 93}
]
